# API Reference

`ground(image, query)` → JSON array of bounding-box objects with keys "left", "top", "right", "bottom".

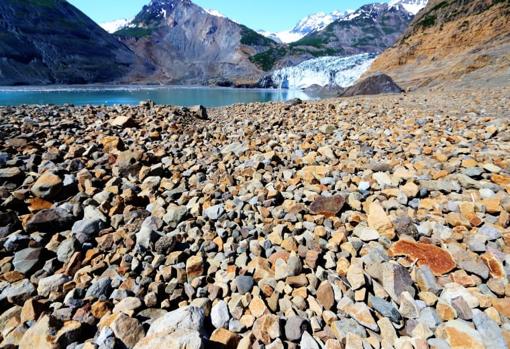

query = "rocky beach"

[{"left": 0, "top": 87, "right": 509, "bottom": 349}]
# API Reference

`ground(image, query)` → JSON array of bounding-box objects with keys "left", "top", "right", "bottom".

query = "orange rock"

[
  {"left": 438, "top": 320, "right": 484, "bottom": 349},
  {"left": 482, "top": 198, "right": 502, "bottom": 214},
  {"left": 493, "top": 298, "right": 510, "bottom": 318},
  {"left": 482, "top": 252, "right": 506, "bottom": 279},
  {"left": 210, "top": 328, "right": 240, "bottom": 349},
  {"left": 492, "top": 174, "right": 510, "bottom": 192},
  {"left": 26, "top": 198, "right": 53, "bottom": 212},
  {"left": 1, "top": 271, "right": 25, "bottom": 282},
  {"left": 437, "top": 302, "right": 457, "bottom": 321},
  {"left": 367, "top": 201, "right": 395, "bottom": 239},
  {"left": 309, "top": 195, "right": 345, "bottom": 217},
  {"left": 389, "top": 240, "right": 456, "bottom": 276}
]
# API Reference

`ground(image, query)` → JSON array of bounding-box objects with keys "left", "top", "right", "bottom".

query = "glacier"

[{"left": 271, "top": 53, "right": 377, "bottom": 89}]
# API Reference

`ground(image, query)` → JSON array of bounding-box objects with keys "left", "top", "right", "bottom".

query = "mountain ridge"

[
  {"left": 114, "top": 0, "right": 277, "bottom": 85},
  {"left": 0, "top": 0, "right": 150, "bottom": 86},
  {"left": 367, "top": 0, "right": 510, "bottom": 90}
]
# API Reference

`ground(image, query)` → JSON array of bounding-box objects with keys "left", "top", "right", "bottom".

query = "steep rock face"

[
  {"left": 0, "top": 0, "right": 143, "bottom": 86},
  {"left": 117, "top": 0, "right": 276, "bottom": 85},
  {"left": 368, "top": 0, "right": 510, "bottom": 90},
  {"left": 250, "top": 3, "right": 414, "bottom": 72}
]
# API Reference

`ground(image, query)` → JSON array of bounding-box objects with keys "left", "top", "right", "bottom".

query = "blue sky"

[{"left": 68, "top": 0, "right": 377, "bottom": 32}]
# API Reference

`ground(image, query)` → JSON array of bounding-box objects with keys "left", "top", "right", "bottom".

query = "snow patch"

[
  {"left": 259, "top": 10, "right": 351, "bottom": 44},
  {"left": 100, "top": 18, "right": 130, "bottom": 33},
  {"left": 204, "top": 8, "right": 225, "bottom": 18},
  {"left": 388, "top": 0, "right": 428, "bottom": 15},
  {"left": 271, "top": 53, "right": 377, "bottom": 89}
]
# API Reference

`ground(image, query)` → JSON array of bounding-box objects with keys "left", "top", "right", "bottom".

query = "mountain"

[
  {"left": 368, "top": 0, "right": 510, "bottom": 90},
  {"left": 389, "top": 0, "right": 428, "bottom": 14},
  {"left": 250, "top": 3, "right": 414, "bottom": 72},
  {"left": 0, "top": 0, "right": 146, "bottom": 86},
  {"left": 100, "top": 18, "right": 130, "bottom": 33},
  {"left": 115, "top": 0, "right": 277, "bottom": 85},
  {"left": 259, "top": 11, "right": 350, "bottom": 44}
]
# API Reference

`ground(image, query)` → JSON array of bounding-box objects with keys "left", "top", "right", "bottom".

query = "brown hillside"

[{"left": 367, "top": 0, "right": 510, "bottom": 90}]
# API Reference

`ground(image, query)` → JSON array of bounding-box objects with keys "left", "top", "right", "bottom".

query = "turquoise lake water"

[{"left": 0, "top": 85, "right": 312, "bottom": 107}]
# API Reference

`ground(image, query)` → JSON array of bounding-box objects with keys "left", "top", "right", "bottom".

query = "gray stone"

[
  {"left": 154, "top": 235, "right": 176, "bottom": 255},
  {"left": 427, "top": 338, "right": 450, "bottom": 349},
  {"left": 419, "top": 307, "right": 441, "bottom": 329},
  {"left": 3, "top": 234, "right": 29, "bottom": 252},
  {"left": 72, "top": 219, "right": 104, "bottom": 244},
  {"left": 136, "top": 226, "right": 158, "bottom": 249},
  {"left": 0, "top": 279, "right": 35, "bottom": 303},
  {"left": 163, "top": 204, "right": 187, "bottom": 225},
  {"left": 332, "top": 318, "right": 367, "bottom": 340},
  {"left": 451, "top": 297, "right": 473, "bottom": 320},
  {"left": 369, "top": 295, "right": 401, "bottom": 323},
  {"left": 85, "top": 278, "right": 112, "bottom": 300},
  {"left": 13, "top": 247, "right": 41, "bottom": 274},
  {"left": 146, "top": 306, "right": 205, "bottom": 336},
  {"left": 479, "top": 224, "right": 501, "bottom": 240},
  {"left": 235, "top": 275, "right": 254, "bottom": 295},
  {"left": 473, "top": 309, "right": 507, "bottom": 349},
  {"left": 37, "top": 274, "right": 71, "bottom": 297},
  {"left": 26, "top": 208, "right": 74, "bottom": 233},
  {"left": 300, "top": 331, "right": 319, "bottom": 349},
  {"left": 211, "top": 300, "right": 230, "bottom": 329},
  {"left": 204, "top": 204, "right": 224, "bottom": 220},
  {"left": 382, "top": 262, "right": 414, "bottom": 303},
  {"left": 416, "top": 265, "right": 441, "bottom": 293},
  {"left": 285, "top": 316, "right": 307, "bottom": 342},
  {"left": 57, "top": 238, "right": 76, "bottom": 263}
]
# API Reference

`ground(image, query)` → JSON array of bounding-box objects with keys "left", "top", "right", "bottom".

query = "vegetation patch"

[
  {"left": 419, "top": 15, "right": 437, "bottom": 28},
  {"left": 249, "top": 47, "right": 287, "bottom": 71},
  {"left": 240, "top": 25, "right": 275, "bottom": 47},
  {"left": 115, "top": 27, "right": 154, "bottom": 39},
  {"left": 290, "top": 36, "right": 327, "bottom": 49}
]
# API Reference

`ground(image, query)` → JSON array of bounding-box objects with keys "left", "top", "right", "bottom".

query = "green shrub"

[
  {"left": 420, "top": 15, "right": 437, "bottom": 28},
  {"left": 240, "top": 26, "right": 275, "bottom": 46},
  {"left": 249, "top": 47, "right": 287, "bottom": 71},
  {"left": 115, "top": 27, "right": 153, "bottom": 39}
]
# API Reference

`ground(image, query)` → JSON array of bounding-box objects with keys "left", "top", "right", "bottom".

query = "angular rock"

[
  {"left": 252, "top": 314, "right": 280, "bottom": 345},
  {"left": 31, "top": 172, "right": 62, "bottom": 199},
  {"left": 437, "top": 320, "right": 484, "bottom": 349},
  {"left": 389, "top": 240, "right": 456, "bottom": 276},
  {"left": 25, "top": 208, "right": 74, "bottom": 233},
  {"left": 13, "top": 247, "right": 42, "bottom": 274},
  {"left": 309, "top": 195, "right": 345, "bottom": 217},
  {"left": 72, "top": 219, "right": 104, "bottom": 244}
]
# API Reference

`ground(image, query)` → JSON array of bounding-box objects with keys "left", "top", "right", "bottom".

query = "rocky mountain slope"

[
  {"left": 0, "top": 0, "right": 145, "bottom": 86},
  {"left": 389, "top": 0, "right": 428, "bottom": 14},
  {"left": 259, "top": 11, "right": 350, "bottom": 44},
  {"left": 367, "top": 0, "right": 510, "bottom": 90},
  {"left": 250, "top": 3, "right": 415, "bottom": 72},
  {"left": 116, "top": 0, "right": 277, "bottom": 85}
]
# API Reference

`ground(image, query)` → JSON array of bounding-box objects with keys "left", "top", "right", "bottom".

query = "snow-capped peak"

[
  {"left": 292, "top": 10, "right": 350, "bottom": 35},
  {"left": 388, "top": 0, "right": 428, "bottom": 15},
  {"left": 258, "top": 10, "right": 351, "bottom": 44},
  {"left": 204, "top": 8, "right": 225, "bottom": 18},
  {"left": 100, "top": 18, "right": 130, "bottom": 33}
]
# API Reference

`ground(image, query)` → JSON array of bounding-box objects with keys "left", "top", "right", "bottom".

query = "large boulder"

[
  {"left": 134, "top": 306, "right": 205, "bottom": 349},
  {"left": 341, "top": 73, "right": 403, "bottom": 97}
]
